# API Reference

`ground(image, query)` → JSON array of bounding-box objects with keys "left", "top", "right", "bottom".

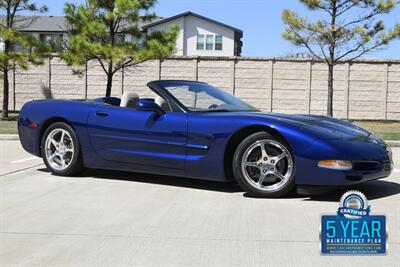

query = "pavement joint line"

[
  {"left": 0, "top": 231, "right": 320, "bottom": 243},
  {"left": 0, "top": 163, "right": 44, "bottom": 177},
  {"left": 1, "top": 231, "right": 399, "bottom": 245},
  {"left": 10, "top": 156, "right": 38, "bottom": 164}
]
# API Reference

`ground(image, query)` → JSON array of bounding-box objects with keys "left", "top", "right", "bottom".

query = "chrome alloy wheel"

[
  {"left": 241, "top": 139, "right": 293, "bottom": 192},
  {"left": 44, "top": 128, "right": 75, "bottom": 171}
]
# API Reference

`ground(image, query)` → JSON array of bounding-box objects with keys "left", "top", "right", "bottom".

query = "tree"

[
  {"left": 63, "top": 0, "right": 179, "bottom": 97},
  {"left": 282, "top": 0, "right": 400, "bottom": 117},
  {"left": 0, "top": 0, "right": 49, "bottom": 119}
]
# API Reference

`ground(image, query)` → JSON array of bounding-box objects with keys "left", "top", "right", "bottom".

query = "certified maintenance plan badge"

[{"left": 320, "top": 190, "right": 387, "bottom": 255}]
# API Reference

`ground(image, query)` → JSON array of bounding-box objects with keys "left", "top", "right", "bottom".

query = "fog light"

[{"left": 317, "top": 160, "right": 352, "bottom": 170}]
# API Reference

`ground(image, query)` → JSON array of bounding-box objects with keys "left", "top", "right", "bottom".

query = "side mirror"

[{"left": 136, "top": 98, "right": 166, "bottom": 116}]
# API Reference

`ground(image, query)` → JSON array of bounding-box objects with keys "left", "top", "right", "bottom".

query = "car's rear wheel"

[
  {"left": 233, "top": 132, "right": 295, "bottom": 197},
  {"left": 41, "top": 122, "right": 84, "bottom": 176}
]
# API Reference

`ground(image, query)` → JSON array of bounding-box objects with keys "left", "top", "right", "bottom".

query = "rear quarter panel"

[{"left": 18, "top": 100, "right": 94, "bottom": 163}]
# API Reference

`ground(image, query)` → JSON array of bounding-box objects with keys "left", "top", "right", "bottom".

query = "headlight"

[{"left": 317, "top": 160, "right": 352, "bottom": 170}]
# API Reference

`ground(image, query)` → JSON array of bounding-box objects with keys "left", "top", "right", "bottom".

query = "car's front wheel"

[
  {"left": 41, "top": 122, "right": 84, "bottom": 176},
  {"left": 233, "top": 132, "right": 295, "bottom": 198}
]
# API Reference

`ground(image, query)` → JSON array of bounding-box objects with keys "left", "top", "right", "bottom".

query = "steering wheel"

[{"left": 208, "top": 104, "right": 219, "bottom": 109}]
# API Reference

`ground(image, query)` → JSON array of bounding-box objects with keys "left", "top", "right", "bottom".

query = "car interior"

[
  {"left": 154, "top": 96, "right": 171, "bottom": 112},
  {"left": 92, "top": 91, "right": 172, "bottom": 112},
  {"left": 120, "top": 92, "right": 139, "bottom": 108},
  {"left": 119, "top": 92, "right": 172, "bottom": 112}
]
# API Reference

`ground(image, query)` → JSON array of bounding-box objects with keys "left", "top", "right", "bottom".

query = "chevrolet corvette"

[{"left": 18, "top": 80, "right": 393, "bottom": 197}]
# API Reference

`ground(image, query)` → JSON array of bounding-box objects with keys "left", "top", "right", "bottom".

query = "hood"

[{"left": 234, "top": 112, "right": 379, "bottom": 141}]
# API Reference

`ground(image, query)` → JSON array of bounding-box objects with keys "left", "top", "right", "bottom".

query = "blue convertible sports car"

[{"left": 18, "top": 80, "right": 393, "bottom": 197}]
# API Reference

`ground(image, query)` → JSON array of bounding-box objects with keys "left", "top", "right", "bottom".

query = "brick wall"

[{"left": 2, "top": 56, "right": 400, "bottom": 120}]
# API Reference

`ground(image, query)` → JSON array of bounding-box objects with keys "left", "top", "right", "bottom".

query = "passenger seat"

[{"left": 155, "top": 96, "right": 171, "bottom": 112}]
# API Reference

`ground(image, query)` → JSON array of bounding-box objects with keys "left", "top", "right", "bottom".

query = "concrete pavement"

[
  {"left": 0, "top": 140, "right": 42, "bottom": 175},
  {"left": 0, "top": 140, "right": 399, "bottom": 266}
]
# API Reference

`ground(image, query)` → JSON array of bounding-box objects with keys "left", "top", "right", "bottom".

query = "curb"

[
  {"left": 0, "top": 134, "right": 18, "bottom": 140},
  {"left": 385, "top": 140, "right": 400, "bottom": 147},
  {"left": 0, "top": 134, "right": 399, "bottom": 146}
]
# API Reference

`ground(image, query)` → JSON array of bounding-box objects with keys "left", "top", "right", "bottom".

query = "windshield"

[{"left": 158, "top": 81, "right": 259, "bottom": 112}]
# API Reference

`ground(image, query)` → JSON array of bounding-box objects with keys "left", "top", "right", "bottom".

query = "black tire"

[
  {"left": 233, "top": 131, "right": 296, "bottom": 198},
  {"left": 41, "top": 122, "right": 84, "bottom": 176}
]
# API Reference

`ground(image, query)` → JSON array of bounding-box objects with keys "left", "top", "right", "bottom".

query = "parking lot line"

[{"left": 10, "top": 157, "right": 38, "bottom": 164}]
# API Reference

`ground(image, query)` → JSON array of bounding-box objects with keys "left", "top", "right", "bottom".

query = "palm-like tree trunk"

[
  {"left": 2, "top": 40, "right": 10, "bottom": 120},
  {"left": 105, "top": 62, "right": 113, "bottom": 97},
  {"left": 2, "top": 67, "right": 9, "bottom": 120},
  {"left": 327, "top": 63, "right": 334, "bottom": 117}
]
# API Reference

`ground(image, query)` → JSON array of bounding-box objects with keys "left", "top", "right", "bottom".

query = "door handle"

[{"left": 95, "top": 111, "right": 109, "bottom": 117}]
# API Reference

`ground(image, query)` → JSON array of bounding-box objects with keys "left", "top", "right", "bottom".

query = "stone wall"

[{"left": 2, "top": 56, "right": 399, "bottom": 120}]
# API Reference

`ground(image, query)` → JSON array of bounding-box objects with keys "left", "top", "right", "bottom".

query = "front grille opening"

[
  {"left": 352, "top": 161, "right": 380, "bottom": 171},
  {"left": 346, "top": 175, "right": 363, "bottom": 181}
]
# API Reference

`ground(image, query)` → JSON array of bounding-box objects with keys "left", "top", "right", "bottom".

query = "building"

[
  {"left": 2, "top": 12, "right": 243, "bottom": 56},
  {"left": 143, "top": 12, "right": 243, "bottom": 56}
]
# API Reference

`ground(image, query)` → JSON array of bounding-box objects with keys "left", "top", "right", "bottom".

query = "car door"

[{"left": 87, "top": 104, "right": 187, "bottom": 170}]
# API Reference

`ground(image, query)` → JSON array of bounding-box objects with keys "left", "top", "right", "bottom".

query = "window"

[
  {"left": 161, "top": 81, "right": 258, "bottom": 112},
  {"left": 197, "top": 34, "right": 223, "bottom": 51},
  {"left": 39, "top": 33, "right": 64, "bottom": 51},
  {"left": 197, "top": 34, "right": 204, "bottom": 50},
  {"left": 115, "top": 34, "right": 126, "bottom": 44},
  {"left": 39, "top": 34, "right": 63, "bottom": 43},
  {"left": 206, "top": 35, "right": 213, "bottom": 50},
  {"left": 215, "top": 35, "right": 223, "bottom": 50},
  {"left": 136, "top": 36, "right": 145, "bottom": 48}
]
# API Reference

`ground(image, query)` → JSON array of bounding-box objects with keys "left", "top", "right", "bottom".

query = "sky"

[{"left": 32, "top": 0, "right": 400, "bottom": 59}]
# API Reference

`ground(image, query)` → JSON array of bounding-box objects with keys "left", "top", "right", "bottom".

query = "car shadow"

[
  {"left": 303, "top": 179, "right": 400, "bottom": 202},
  {"left": 37, "top": 168, "right": 400, "bottom": 200},
  {"left": 242, "top": 189, "right": 304, "bottom": 199},
  {"left": 38, "top": 168, "right": 242, "bottom": 194}
]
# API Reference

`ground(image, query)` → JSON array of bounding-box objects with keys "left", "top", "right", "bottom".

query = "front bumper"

[
  {"left": 296, "top": 157, "right": 392, "bottom": 186},
  {"left": 294, "top": 138, "right": 393, "bottom": 186}
]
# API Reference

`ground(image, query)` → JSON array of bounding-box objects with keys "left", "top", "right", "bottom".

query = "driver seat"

[{"left": 120, "top": 92, "right": 139, "bottom": 109}]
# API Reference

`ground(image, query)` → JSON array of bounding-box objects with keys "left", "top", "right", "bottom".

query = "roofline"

[
  {"left": 21, "top": 30, "right": 67, "bottom": 33},
  {"left": 149, "top": 79, "right": 207, "bottom": 84},
  {"left": 142, "top": 11, "right": 243, "bottom": 34}
]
